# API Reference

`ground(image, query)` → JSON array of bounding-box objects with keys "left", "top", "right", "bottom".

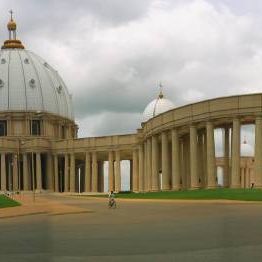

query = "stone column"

[
  {"left": 223, "top": 127, "right": 230, "bottom": 187},
  {"left": 254, "top": 117, "right": 262, "bottom": 188},
  {"left": 108, "top": 151, "right": 114, "bottom": 192},
  {"left": 183, "top": 136, "right": 190, "bottom": 189},
  {"left": 84, "top": 152, "right": 91, "bottom": 192},
  {"left": 190, "top": 126, "right": 199, "bottom": 189},
  {"left": 197, "top": 132, "right": 204, "bottom": 188},
  {"left": 206, "top": 122, "right": 217, "bottom": 188},
  {"left": 241, "top": 167, "right": 245, "bottom": 188},
  {"left": 203, "top": 131, "right": 207, "bottom": 187},
  {"left": 130, "top": 159, "right": 133, "bottom": 191},
  {"left": 36, "top": 153, "right": 42, "bottom": 191},
  {"left": 180, "top": 138, "right": 186, "bottom": 188},
  {"left": 54, "top": 154, "right": 59, "bottom": 192},
  {"left": 171, "top": 129, "right": 180, "bottom": 190},
  {"left": 64, "top": 154, "right": 69, "bottom": 192},
  {"left": 22, "top": 154, "right": 29, "bottom": 191},
  {"left": 143, "top": 143, "right": 148, "bottom": 192},
  {"left": 1, "top": 153, "right": 6, "bottom": 191},
  {"left": 162, "top": 131, "right": 171, "bottom": 190},
  {"left": 151, "top": 135, "right": 159, "bottom": 191},
  {"left": 115, "top": 151, "right": 121, "bottom": 192},
  {"left": 46, "top": 153, "right": 53, "bottom": 190},
  {"left": 12, "top": 154, "right": 18, "bottom": 191},
  {"left": 138, "top": 144, "right": 144, "bottom": 192},
  {"left": 246, "top": 168, "right": 250, "bottom": 188},
  {"left": 98, "top": 161, "right": 104, "bottom": 192},
  {"left": 132, "top": 150, "right": 138, "bottom": 192},
  {"left": 91, "top": 152, "right": 98, "bottom": 192},
  {"left": 146, "top": 138, "right": 152, "bottom": 191},
  {"left": 69, "top": 153, "right": 75, "bottom": 192},
  {"left": 231, "top": 118, "right": 241, "bottom": 188}
]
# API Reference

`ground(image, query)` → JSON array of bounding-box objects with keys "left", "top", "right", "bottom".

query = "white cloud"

[{"left": 1, "top": 0, "right": 262, "bottom": 138}]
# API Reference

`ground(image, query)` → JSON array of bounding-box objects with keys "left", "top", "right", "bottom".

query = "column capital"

[
  {"left": 232, "top": 116, "right": 242, "bottom": 122},
  {"left": 206, "top": 120, "right": 213, "bottom": 126},
  {"left": 161, "top": 129, "right": 169, "bottom": 134},
  {"left": 171, "top": 128, "right": 178, "bottom": 133},
  {"left": 115, "top": 150, "right": 121, "bottom": 157},
  {"left": 85, "top": 151, "right": 90, "bottom": 157}
]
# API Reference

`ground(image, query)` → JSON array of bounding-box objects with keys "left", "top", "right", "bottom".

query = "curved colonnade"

[{"left": 1, "top": 93, "right": 262, "bottom": 193}]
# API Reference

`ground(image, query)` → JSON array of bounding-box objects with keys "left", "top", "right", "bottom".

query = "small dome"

[
  {"left": 7, "top": 19, "right": 16, "bottom": 31},
  {"left": 142, "top": 91, "right": 175, "bottom": 123},
  {"left": 241, "top": 139, "right": 254, "bottom": 157}
]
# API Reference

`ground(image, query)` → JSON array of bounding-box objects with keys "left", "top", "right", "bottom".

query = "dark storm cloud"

[
  {"left": 0, "top": 0, "right": 152, "bottom": 32},
  {"left": 77, "top": 112, "right": 141, "bottom": 137}
]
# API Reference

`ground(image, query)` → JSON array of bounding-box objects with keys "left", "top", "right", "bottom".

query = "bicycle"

[{"left": 108, "top": 198, "right": 116, "bottom": 209}]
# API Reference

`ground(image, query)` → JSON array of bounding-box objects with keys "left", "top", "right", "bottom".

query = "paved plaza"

[{"left": 0, "top": 196, "right": 262, "bottom": 261}]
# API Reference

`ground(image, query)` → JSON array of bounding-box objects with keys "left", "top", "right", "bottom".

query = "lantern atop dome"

[{"left": 2, "top": 10, "right": 25, "bottom": 49}]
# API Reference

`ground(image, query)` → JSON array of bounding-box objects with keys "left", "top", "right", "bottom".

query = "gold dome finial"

[
  {"left": 2, "top": 10, "right": 24, "bottom": 50},
  {"left": 158, "top": 81, "right": 164, "bottom": 99},
  {"left": 7, "top": 10, "right": 16, "bottom": 31}
]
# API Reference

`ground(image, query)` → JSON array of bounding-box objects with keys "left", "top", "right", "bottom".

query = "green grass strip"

[
  {"left": 88, "top": 189, "right": 262, "bottom": 201},
  {"left": 0, "top": 195, "right": 21, "bottom": 209}
]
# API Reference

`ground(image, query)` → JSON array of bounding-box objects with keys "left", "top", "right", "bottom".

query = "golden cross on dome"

[
  {"left": 10, "top": 10, "right": 13, "bottom": 20},
  {"left": 158, "top": 81, "right": 164, "bottom": 99}
]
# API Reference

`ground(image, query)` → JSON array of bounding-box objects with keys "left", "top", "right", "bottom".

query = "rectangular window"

[
  {"left": 0, "top": 120, "right": 7, "bottom": 136},
  {"left": 30, "top": 120, "right": 41, "bottom": 136},
  {"left": 61, "top": 125, "right": 66, "bottom": 139}
]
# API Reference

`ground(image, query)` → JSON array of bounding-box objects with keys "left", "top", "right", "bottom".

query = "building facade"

[{"left": 0, "top": 16, "right": 261, "bottom": 194}]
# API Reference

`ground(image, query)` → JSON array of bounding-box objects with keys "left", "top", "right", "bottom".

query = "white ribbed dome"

[
  {"left": 142, "top": 91, "right": 175, "bottom": 123},
  {"left": 241, "top": 140, "right": 254, "bottom": 157},
  {"left": 0, "top": 48, "right": 74, "bottom": 120}
]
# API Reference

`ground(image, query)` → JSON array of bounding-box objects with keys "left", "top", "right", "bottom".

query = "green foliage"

[{"left": 0, "top": 195, "right": 21, "bottom": 208}]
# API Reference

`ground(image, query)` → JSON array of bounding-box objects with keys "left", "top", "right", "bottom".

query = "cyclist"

[{"left": 108, "top": 191, "right": 116, "bottom": 208}]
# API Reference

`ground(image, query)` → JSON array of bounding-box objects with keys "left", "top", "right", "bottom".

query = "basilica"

[{"left": 0, "top": 15, "right": 260, "bottom": 194}]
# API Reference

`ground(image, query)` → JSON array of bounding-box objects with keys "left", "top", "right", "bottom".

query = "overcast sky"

[{"left": 0, "top": 0, "right": 262, "bottom": 139}]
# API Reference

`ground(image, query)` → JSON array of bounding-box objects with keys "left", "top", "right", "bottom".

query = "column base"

[
  {"left": 151, "top": 186, "right": 160, "bottom": 191},
  {"left": 171, "top": 187, "right": 180, "bottom": 191},
  {"left": 206, "top": 185, "right": 218, "bottom": 189},
  {"left": 162, "top": 186, "right": 171, "bottom": 191},
  {"left": 189, "top": 186, "right": 200, "bottom": 190},
  {"left": 150, "top": 189, "right": 160, "bottom": 192},
  {"left": 229, "top": 184, "right": 241, "bottom": 189}
]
